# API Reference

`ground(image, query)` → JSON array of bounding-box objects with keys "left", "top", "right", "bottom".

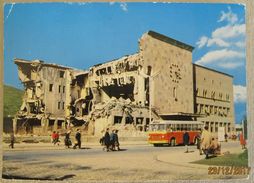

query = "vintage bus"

[{"left": 148, "top": 120, "right": 204, "bottom": 146}]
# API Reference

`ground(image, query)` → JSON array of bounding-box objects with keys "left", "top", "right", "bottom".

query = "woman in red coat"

[{"left": 239, "top": 132, "right": 246, "bottom": 149}]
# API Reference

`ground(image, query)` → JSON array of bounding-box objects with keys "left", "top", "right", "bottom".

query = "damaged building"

[{"left": 14, "top": 31, "right": 235, "bottom": 137}]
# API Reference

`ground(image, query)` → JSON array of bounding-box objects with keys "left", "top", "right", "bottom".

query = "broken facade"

[{"left": 14, "top": 31, "right": 235, "bottom": 136}]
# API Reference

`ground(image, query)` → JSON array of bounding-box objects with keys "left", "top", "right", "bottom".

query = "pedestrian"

[
  {"left": 114, "top": 130, "right": 120, "bottom": 151},
  {"left": 224, "top": 133, "right": 228, "bottom": 142},
  {"left": 110, "top": 130, "right": 115, "bottom": 151},
  {"left": 73, "top": 129, "right": 81, "bottom": 149},
  {"left": 183, "top": 131, "right": 190, "bottom": 153},
  {"left": 64, "top": 130, "right": 72, "bottom": 148},
  {"left": 196, "top": 129, "right": 202, "bottom": 155},
  {"left": 9, "top": 132, "right": 15, "bottom": 149},
  {"left": 201, "top": 125, "right": 212, "bottom": 159},
  {"left": 51, "top": 131, "right": 56, "bottom": 145},
  {"left": 104, "top": 128, "right": 111, "bottom": 152},
  {"left": 239, "top": 132, "right": 246, "bottom": 149},
  {"left": 55, "top": 131, "right": 60, "bottom": 146}
]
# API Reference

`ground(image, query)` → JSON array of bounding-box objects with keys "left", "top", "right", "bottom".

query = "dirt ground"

[{"left": 2, "top": 141, "right": 248, "bottom": 182}]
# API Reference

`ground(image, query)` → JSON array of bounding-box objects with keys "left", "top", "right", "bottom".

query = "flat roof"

[
  {"left": 193, "top": 63, "right": 233, "bottom": 78},
  {"left": 14, "top": 58, "right": 77, "bottom": 70},
  {"left": 147, "top": 31, "right": 194, "bottom": 52}
]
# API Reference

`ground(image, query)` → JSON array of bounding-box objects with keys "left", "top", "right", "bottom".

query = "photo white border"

[{"left": 0, "top": 0, "right": 253, "bottom": 182}]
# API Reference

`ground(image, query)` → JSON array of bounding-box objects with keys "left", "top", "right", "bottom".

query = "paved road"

[{"left": 3, "top": 141, "right": 246, "bottom": 181}]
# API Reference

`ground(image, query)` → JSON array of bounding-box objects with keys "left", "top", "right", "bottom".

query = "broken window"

[
  {"left": 114, "top": 116, "right": 122, "bottom": 124},
  {"left": 49, "top": 84, "right": 53, "bottom": 92},
  {"left": 60, "top": 71, "right": 65, "bottom": 78},
  {"left": 136, "top": 117, "right": 144, "bottom": 125},
  {"left": 125, "top": 117, "right": 133, "bottom": 124}
]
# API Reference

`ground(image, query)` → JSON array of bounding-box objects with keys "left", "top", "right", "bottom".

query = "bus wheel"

[{"left": 170, "top": 138, "right": 176, "bottom": 147}]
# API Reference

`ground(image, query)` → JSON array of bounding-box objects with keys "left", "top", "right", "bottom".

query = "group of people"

[
  {"left": 100, "top": 128, "right": 120, "bottom": 152},
  {"left": 198, "top": 126, "right": 223, "bottom": 159},
  {"left": 51, "top": 129, "right": 81, "bottom": 149},
  {"left": 183, "top": 126, "right": 222, "bottom": 158}
]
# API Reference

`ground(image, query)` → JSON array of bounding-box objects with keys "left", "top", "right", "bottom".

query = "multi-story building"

[{"left": 13, "top": 31, "right": 235, "bottom": 136}]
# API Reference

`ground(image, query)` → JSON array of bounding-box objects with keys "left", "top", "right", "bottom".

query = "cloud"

[
  {"left": 120, "top": 3, "right": 128, "bottom": 12},
  {"left": 218, "top": 6, "right": 238, "bottom": 24},
  {"left": 196, "top": 36, "right": 208, "bottom": 48},
  {"left": 212, "top": 24, "right": 245, "bottom": 39},
  {"left": 217, "top": 62, "right": 244, "bottom": 69},
  {"left": 207, "top": 38, "right": 230, "bottom": 47},
  {"left": 235, "top": 41, "right": 246, "bottom": 48},
  {"left": 233, "top": 85, "right": 246, "bottom": 103},
  {"left": 195, "top": 49, "right": 244, "bottom": 65},
  {"left": 195, "top": 6, "right": 245, "bottom": 70}
]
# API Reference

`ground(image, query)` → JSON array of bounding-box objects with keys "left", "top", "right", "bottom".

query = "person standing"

[
  {"left": 55, "top": 131, "right": 60, "bottom": 146},
  {"left": 73, "top": 129, "right": 81, "bottom": 149},
  {"left": 201, "top": 126, "right": 212, "bottom": 159},
  {"left": 110, "top": 130, "right": 115, "bottom": 151},
  {"left": 64, "top": 130, "right": 72, "bottom": 148},
  {"left": 239, "top": 132, "right": 246, "bottom": 149},
  {"left": 183, "top": 131, "right": 190, "bottom": 153},
  {"left": 114, "top": 130, "right": 120, "bottom": 151},
  {"left": 196, "top": 129, "right": 202, "bottom": 155},
  {"left": 51, "top": 131, "right": 56, "bottom": 145},
  {"left": 9, "top": 132, "right": 15, "bottom": 149},
  {"left": 104, "top": 128, "right": 110, "bottom": 152}
]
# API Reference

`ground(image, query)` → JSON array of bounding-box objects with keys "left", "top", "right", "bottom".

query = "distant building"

[{"left": 14, "top": 31, "right": 235, "bottom": 136}]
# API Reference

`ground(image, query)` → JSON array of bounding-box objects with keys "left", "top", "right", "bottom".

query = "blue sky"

[{"left": 4, "top": 2, "right": 246, "bottom": 123}]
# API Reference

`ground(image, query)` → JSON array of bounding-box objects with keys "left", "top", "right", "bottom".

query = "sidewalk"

[{"left": 156, "top": 141, "right": 243, "bottom": 168}]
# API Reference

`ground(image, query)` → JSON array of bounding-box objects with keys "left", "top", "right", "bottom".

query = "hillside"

[{"left": 4, "top": 85, "right": 23, "bottom": 117}]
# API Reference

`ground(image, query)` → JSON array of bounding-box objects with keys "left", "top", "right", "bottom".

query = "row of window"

[
  {"left": 196, "top": 104, "right": 230, "bottom": 117},
  {"left": 203, "top": 121, "right": 231, "bottom": 133},
  {"left": 196, "top": 88, "right": 230, "bottom": 101},
  {"left": 49, "top": 84, "right": 65, "bottom": 93},
  {"left": 57, "top": 101, "right": 65, "bottom": 110}
]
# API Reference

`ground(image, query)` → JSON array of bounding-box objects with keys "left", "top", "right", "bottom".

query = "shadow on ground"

[{"left": 2, "top": 174, "right": 76, "bottom": 181}]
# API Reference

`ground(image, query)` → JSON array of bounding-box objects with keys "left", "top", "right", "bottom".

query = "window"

[
  {"left": 49, "top": 84, "right": 53, "bottom": 92},
  {"left": 63, "top": 86, "right": 65, "bottom": 93},
  {"left": 203, "top": 89, "right": 207, "bottom": 97},
  {"left": 58, "top": 102, "right": 61, "bottom": 109},
  {"left": 114, "top": 116, "right": 122, "bottom": 124},
  {"left": 62, "top": 102, "right": 65, "bottom": 110},
  {"left": 219, "top": 93, "right": 223, "bottom": 100},
  {"left": 211, "top": 91, "right": 215, "bottom": 99},
  {"left": 59, "top": 85, "right": 61, "bottom": 93},
  {"left": 136, "top": 117, "right": 144, "bottom": 125},
  {"left": 77, "top": 90, "right": 81, "bottom": 98},
  {"left": 60, "top": 71, "right": 65, "bottom": 78},
  {"left": 126, "top": 117, "right": 133, "bottom": 124},
  {"left": 173, "top": 87, "right": 177, "bottom": 101}
]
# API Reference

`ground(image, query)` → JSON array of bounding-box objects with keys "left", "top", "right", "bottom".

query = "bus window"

[
  {"left": 158, "top": 124, "right": 165, "bottom": 131},
  {"left": 183, "top": 124, "right": 187, "bottom": 131},
  {"left": 176, "top": 124, "right": 180, "bottom": 131}
]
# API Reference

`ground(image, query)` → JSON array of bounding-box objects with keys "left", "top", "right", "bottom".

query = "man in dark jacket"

[
  {"left": 73, "top": 129, "right": 81, "bottom": 149},
  {"left": 114, "top": 130, "right": 120, "bottom": 151},
  {"left": 104, "top": 128, "right": 110, "bottom": 152},
  {"left": 183, "top": 131, "right": 190, "bottom": 153}
]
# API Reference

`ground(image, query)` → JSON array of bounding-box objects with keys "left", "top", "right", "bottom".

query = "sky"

[{"left": 4, "top": 2, "right": 246, "bottom": 123}]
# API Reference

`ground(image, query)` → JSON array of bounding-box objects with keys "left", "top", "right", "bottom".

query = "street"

[{"left": 3, "top": 141, "right": 247, "bottom": 181}]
